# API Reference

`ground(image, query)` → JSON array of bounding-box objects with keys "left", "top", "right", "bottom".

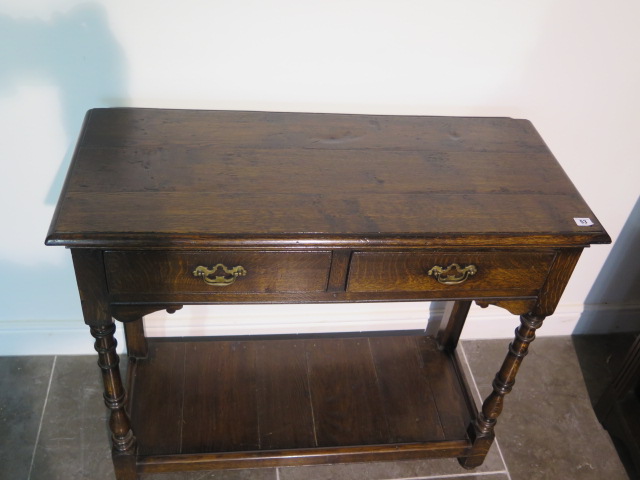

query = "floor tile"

[
  {"left": 410, "top": 475, "right": 508, "bottom": 480},
  {"left": 29, "top": 355, "right": 113, "bottom": 480},
  {"left": 463, "top": 337, "right": 630, "bottom": 480},
  {"left": 141, "top": 469, "right": 277, "bottom": 479},
  {"left": 462, "top": 335, "right": 589, "bottom": 391},
  {"left": 496, "top": 386, "right": 629, "bottom": 480},
  {"left": 444, "top": 476, "right": 509, "bottom": 480},
  {"left": 0, "top": 356, "right": 54, "bottom": 480},
  {"left": 278, "top": 445, "right": 506, "bottom": 480},
  {"left": 280, "top": 465, "right": 510, "bottom": 480}
]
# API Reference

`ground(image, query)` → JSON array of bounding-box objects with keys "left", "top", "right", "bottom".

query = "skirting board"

[{"left": 1, "top": 302, "right": 638, "bottom": 356}]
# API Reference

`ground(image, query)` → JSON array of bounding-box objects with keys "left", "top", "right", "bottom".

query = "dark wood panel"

[
  {"left": 104, "top": 251, "right": 331, "bottom": 294},
  {"left": 305, "top": 338, "right": 389, "bottom": 447},
  {"left": 534, "top": 248, "right": 583, "bottom": 316},
  {"left": 70, "top": 249, "right": 111, "bottom": 325},
  {"left": 69, "top": 146, "right": 574, "bottom": 196},
  {"left": 369, "top": 336, "right": 446, "bottom": 442},
  {"left": 180, "top": 341, "right": 259, "bottom": 454},
  {"left": 79, "top": 109, "right": 546, "bottom": 152},
  {"left": 348, "top": 251, "right": 555, "bottom": 293},
  {"left": 130, "top": 341, "right": 185, "bottom": 455},
  {"left": 416, "top": 337, "right": 471, "bottom": 439},
  {"left": 256, "top": 340, "right": 316, "bottom": 450},
  {"left": 54, "top": 191, "right": 600, "bottom": 238}
]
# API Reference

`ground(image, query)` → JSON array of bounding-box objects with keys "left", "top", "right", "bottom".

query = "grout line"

[
  {"left": 491, "top": 435, "right": 512, "bottom": 480},
  {"left": 28, "top": 355, "right": 57, "bottom": 480},
  {"left": 273, "top": 466, "right": 509, "bottom": 480},
  {"left": 459, "top": 343, "right": 512, "bottom": 480}
]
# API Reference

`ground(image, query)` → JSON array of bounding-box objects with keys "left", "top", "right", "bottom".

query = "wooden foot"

[
  {"left": 112, "top": 451, "right": 138, "bottom": 480},
  {"left": 90, "top": 323, "right": 137, "bottom": 479},
  {"left": 459, "top": 313, "right": 545, "bottom": 468}
]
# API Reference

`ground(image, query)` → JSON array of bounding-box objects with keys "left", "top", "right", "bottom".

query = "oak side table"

[{"left": 46, "top": 108, "right": 610, "bottom": 479}]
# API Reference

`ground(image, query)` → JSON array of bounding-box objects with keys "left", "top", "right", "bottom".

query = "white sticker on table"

[{"left": 574, "top": 218, "right": 594, "bottom": 226}]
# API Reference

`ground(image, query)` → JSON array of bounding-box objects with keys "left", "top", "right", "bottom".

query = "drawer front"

[
  {"left": 105, "top": 251, "right": 332, "bottom": 294},
  {"left": 347, "top": 251, "right": 555, "bottom": 295}
]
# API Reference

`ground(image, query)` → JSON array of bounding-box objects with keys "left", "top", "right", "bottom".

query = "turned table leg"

[
  {"left": 91, "top": 323, "right": 137, "bottom": 480},
  {"left": 459, "top": 313, "right": 545, "bottom": 469}
]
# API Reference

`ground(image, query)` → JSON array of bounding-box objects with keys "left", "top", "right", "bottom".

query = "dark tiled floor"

[{"left": 0, "top": 335, "right": 635, "bottom": 480}]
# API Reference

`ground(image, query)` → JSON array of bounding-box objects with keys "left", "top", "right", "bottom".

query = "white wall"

[{"left": 1, "top": 0, "right": 638, "bottom": 354}]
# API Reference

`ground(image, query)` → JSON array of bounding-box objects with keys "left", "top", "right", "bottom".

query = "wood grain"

[
  {"left": 104, "top": 251, "right": 331, "bottom": 294},
  {"left": 130, "top": 341, "right": 185, "bottom": 455},
  {"left": 305, "top": 337, "right": 389, "bottom": 447},
  {"left": 534, "top": 248, "right": 583, "bottom": 315},
  {"left": 181, "top": 341, "right": 259, "bottom": 454},
  {"left": 416, "top": 336, "right": 471, "bottom": 440},
  {"left": 47, "top": 108, "right": 609, "bottom": 248},
  {"left": 347, "top": 251, "right": 555, "bottom": 294},
  {"left": 369, "top": 336, "right": 446, "bottom": 442},
  {"left": 129, "top": 336, "right": 470, "bottom": 458},
  {"left": 255, "top": 340, "right": 316, "bottom": 450}
]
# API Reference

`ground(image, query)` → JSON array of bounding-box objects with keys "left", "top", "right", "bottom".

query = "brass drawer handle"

[
  {"left": 193, "top": 264, "right": 247, "bottom": 286},
  {"left": 428, "top": 263, "right": 477, "bottom": 285}
]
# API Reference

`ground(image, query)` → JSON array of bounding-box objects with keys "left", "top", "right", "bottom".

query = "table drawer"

[
  {"left": 347, "top": 251, "right": 555, "bottom": 295},
  {"left": 105, "top": 251, "right": 332, "bottom": 294}
]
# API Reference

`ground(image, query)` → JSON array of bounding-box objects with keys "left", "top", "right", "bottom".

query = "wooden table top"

[{"left": 46, "top": 108, "right": 609, "bottom": 248}]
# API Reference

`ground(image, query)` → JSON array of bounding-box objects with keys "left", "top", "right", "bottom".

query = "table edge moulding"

[{"left": 46, "top": 108, "right": 610, "bottom": 480}]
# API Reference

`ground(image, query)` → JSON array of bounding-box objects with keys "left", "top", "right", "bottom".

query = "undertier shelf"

[{"left": 127, "top": 334, "right": 477, "bottom": 472}]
